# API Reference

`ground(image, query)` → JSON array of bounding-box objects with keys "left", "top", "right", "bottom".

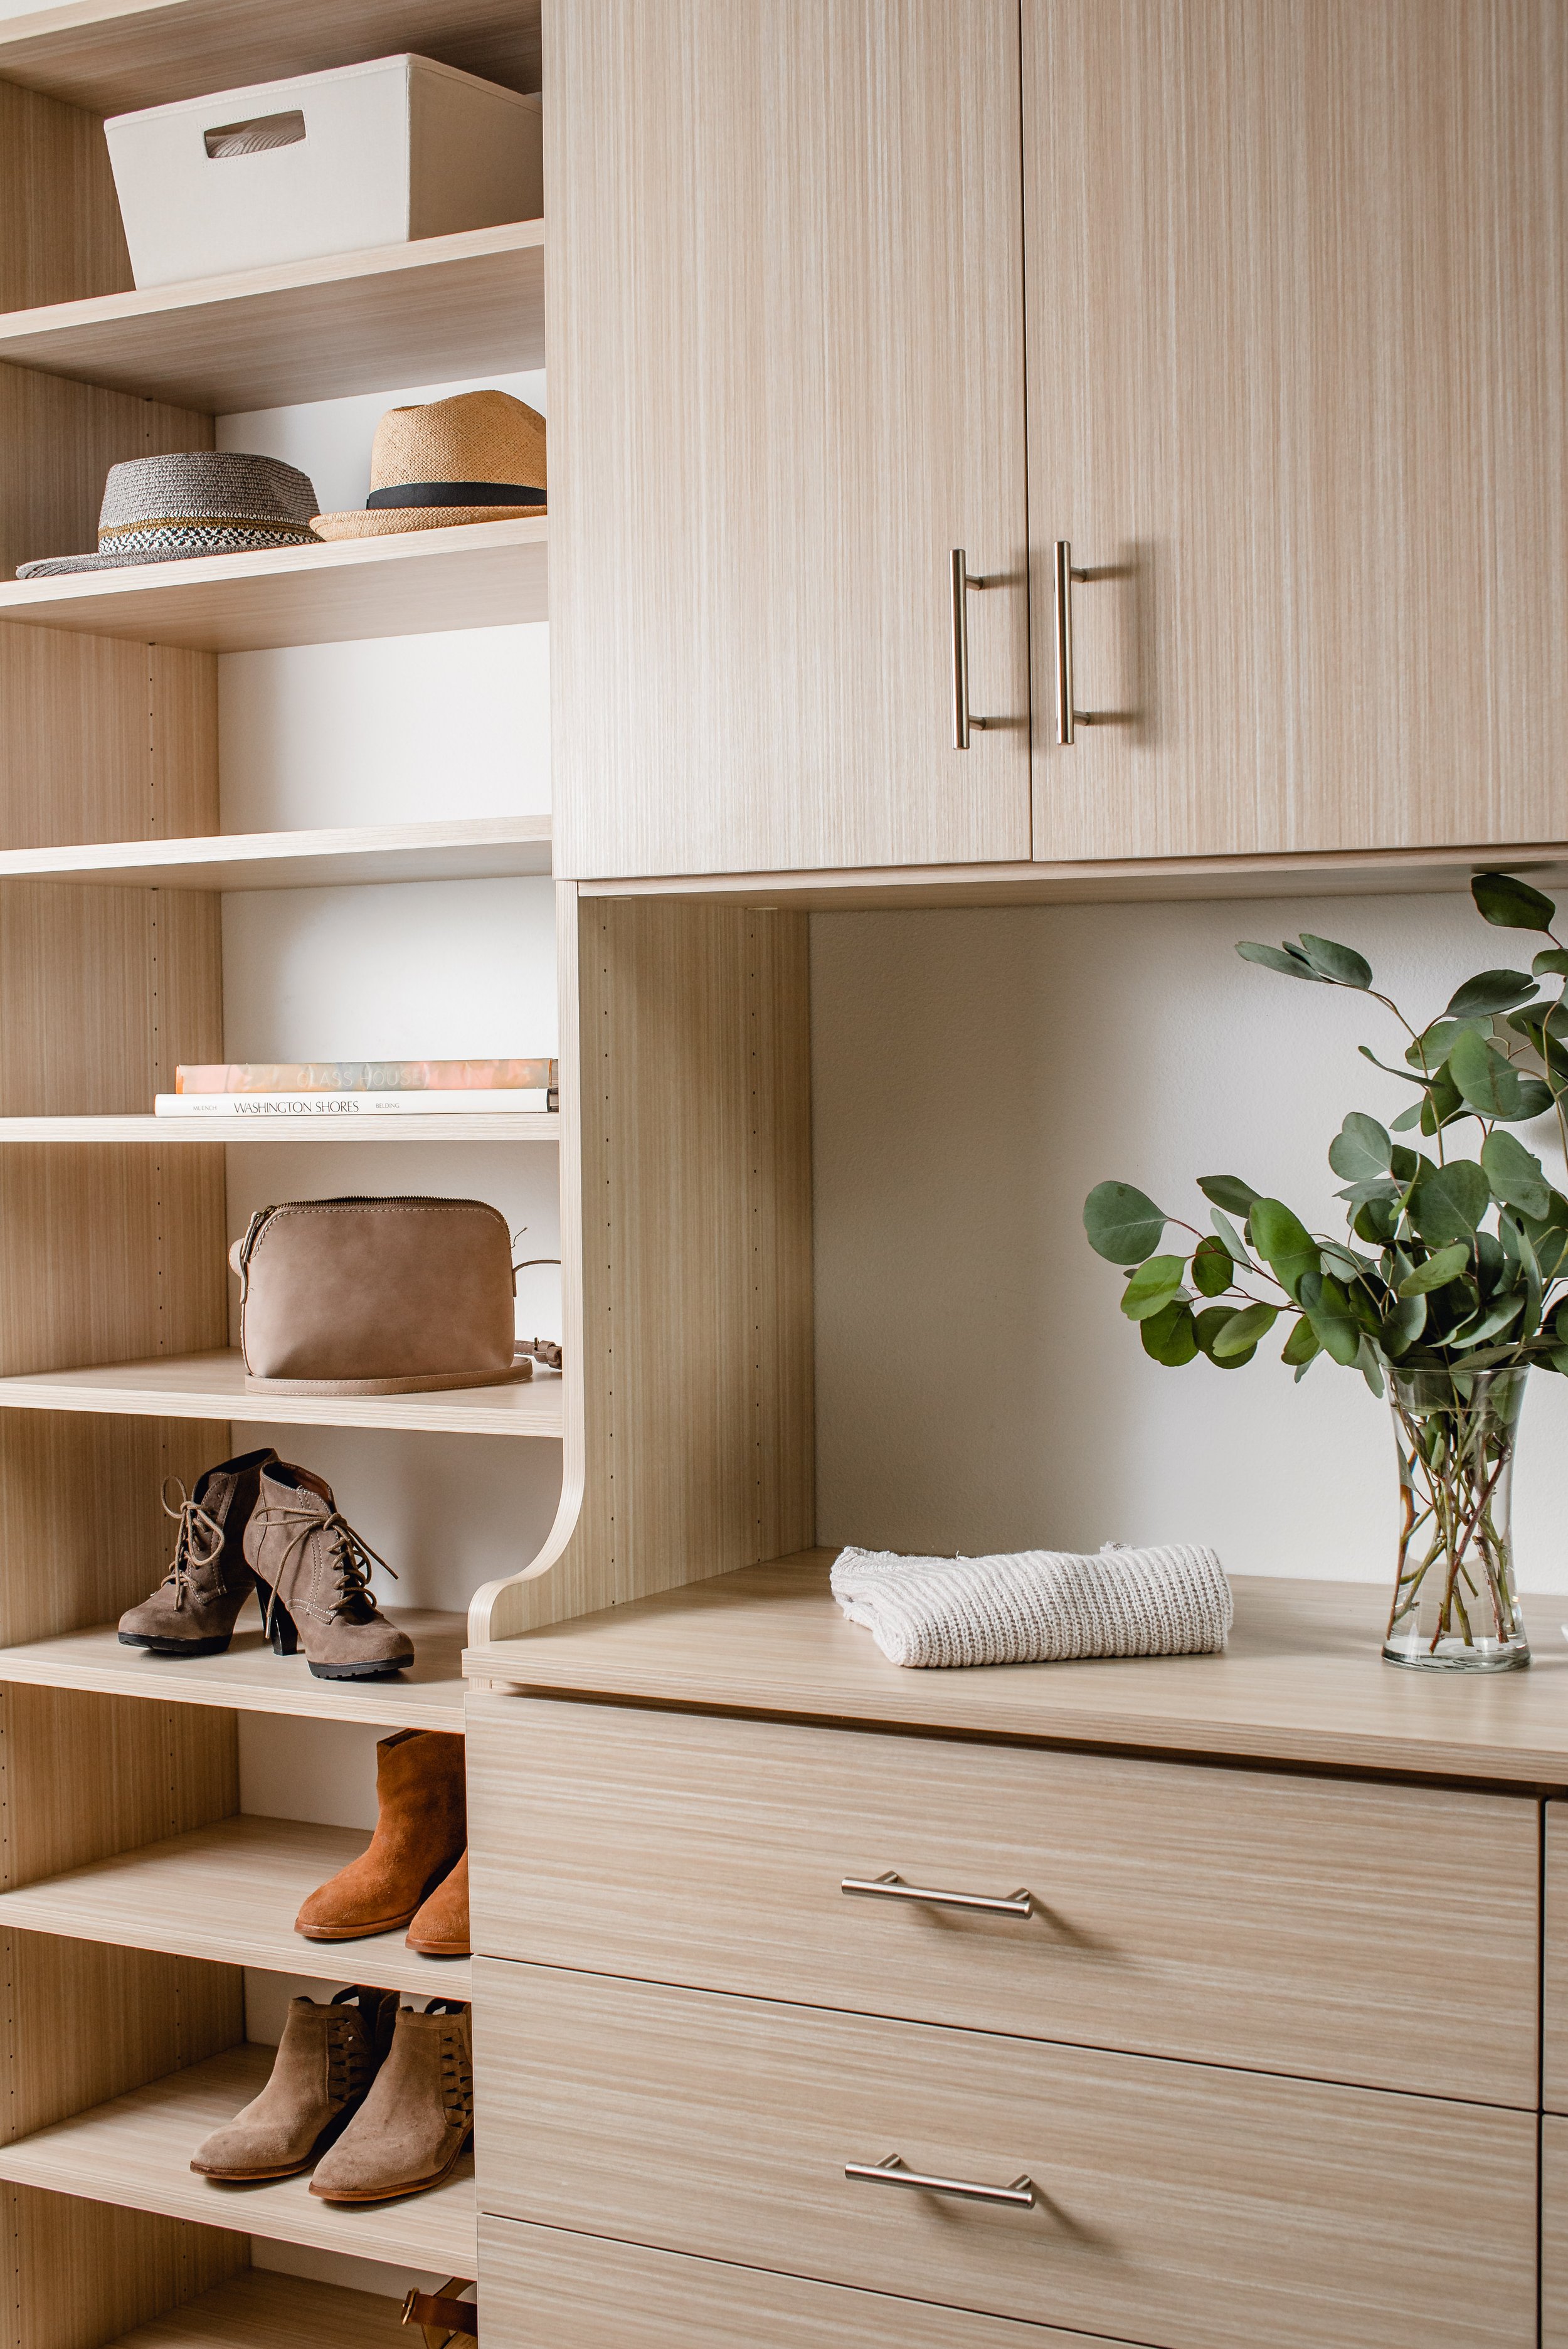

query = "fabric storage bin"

[{"left": 105, "top": 55, "right": 543, "bottom": 289}]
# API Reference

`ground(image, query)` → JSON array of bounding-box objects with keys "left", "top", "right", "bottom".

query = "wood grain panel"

[
  {"left": 1025, "top": 0, "right": 1568, "bottom": 861},
  {"left": 103, "top": 2270, "right": 411, "bottom": 2349},
  {"left": 1546, "top": 1798, "right": 1568, "bottom": 2112},
  {"left": 1547, "top": 2116, "right": 1568, "bottom": 2349},
  {"left": 12, "top": 2190, "right": 245, "bottom": 2349},
  {"left": 1, "top": 364, "right": 213, "bottom": 585},
  {"left": 0, "top": 1685, "right": 236, "bottom": 1893},
  {"left": 549, "top": 0, "right": 1030, "bottom": 878},
  {"left": 0, "top": 78, "right": 130, "bottom": 314},
  {"left": 4, "top": 1937, "right": 241, "bottom": 2145},
  {"left": 0, "top": 221, "right": 545, "bottom": 413},
  {"left": 481, "top": 2218, "right": 1147, "bottom": 2349},
  {"left": 469, "top": 1551, "right": 1568, "bottom": 1784},
  {"left": 472, "top": 895, "right": 813, "bottom": 1641},
  {"left": 0, "top": 0, "right": 542, "bottom": 114},
  {"left": 474, "top": 1961, "right": 1537, "bottom": 2349},
  {"left": 467, "top": 1696, "right": 1538, "bottom": 2105}
]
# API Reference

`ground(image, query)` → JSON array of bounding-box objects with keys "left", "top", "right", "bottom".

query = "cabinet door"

[
  {"left": 1024, "top": 0, "right": 1568, "bottom": 861},
  {"left": 549, "top": 0, "right": 1031, "bottom": 879}
]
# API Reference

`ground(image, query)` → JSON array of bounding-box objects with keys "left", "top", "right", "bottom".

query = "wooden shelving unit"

[
  {"left": 0, "top": 1813, "right": 472, "bottom": 1998},
  {"left": 0, "top": 1111, "right": 559, "bottom": 1142},
  {"left": 0, "top": 1604, "right": 467, "bottom": 1729},
  {"left": 0, "top": 2045, "right": 477, "bottom": 2266},
  {"left": 0, "top": 1349, "right": 565, "bottom": 1436},
  {"left": 0, "top": 220, "right": 544, "bottom": 411},
  {"left": 109, "top": 2272, "right": 410, "bottom": 2349},
  {"left": 0, "top": 517, "right": 548, "bottom": 652},
  {"left": 0, "top": 815, "right": 551, "bottom": 889}
]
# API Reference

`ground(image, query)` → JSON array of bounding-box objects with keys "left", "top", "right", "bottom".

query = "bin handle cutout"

[{"left": 204, "top": 110, "right": 306, "bottom": 160}]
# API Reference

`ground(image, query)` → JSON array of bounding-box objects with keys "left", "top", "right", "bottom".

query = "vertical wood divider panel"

[
  {"left": 0, "top": 78, "right": 132, "bottom": 315},
  {"left": 8, "top": 2188, "right": 245, "bottom": 2349},
  {"left": 472, "top": 890, "right": 813, "bottom": 1642}
]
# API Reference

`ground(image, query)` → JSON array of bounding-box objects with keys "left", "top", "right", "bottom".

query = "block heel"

[{"left": 260, "top": 1589, "right": 300, "bottom": 1655}]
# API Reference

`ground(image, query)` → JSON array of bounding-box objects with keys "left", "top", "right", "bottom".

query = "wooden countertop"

[{"left": 466, "top": 1551, "right": 1568, "bottom": 1784}]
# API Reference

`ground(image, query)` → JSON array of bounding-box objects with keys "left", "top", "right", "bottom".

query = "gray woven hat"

[{"left": 18, "top": 451, "right": 319, "bottom": 577}]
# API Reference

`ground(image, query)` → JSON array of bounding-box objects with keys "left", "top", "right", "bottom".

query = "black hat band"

[{"left": 365, "top": 480, "right": 545, "bottom": 510}]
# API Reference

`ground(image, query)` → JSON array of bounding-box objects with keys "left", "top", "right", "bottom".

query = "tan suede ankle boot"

[
  {"left": 245, "top": 1461, "right": 414, "bottom": 1680},
  {"left": 295, "top": 1729, "right": 467, "bottom": 1941},
  {"left": 310, "top": 1999, "right": 472, "bottom": 2203},
  {"left": 406, "top": 1849, "right": 470, "bottom": 1958},
  {"left": 189, "top": 1985, "right": 396, "bottom": 2180},
  {"left": 118, "top": 1446, "right": 278, "bottom": 1657}
]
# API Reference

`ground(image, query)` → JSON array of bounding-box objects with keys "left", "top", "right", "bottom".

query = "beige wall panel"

[
  {"left": 4, "top": 1936, "right": 241, "bottom": 2143},
  {"left": 549, "top": 0, "right": 1030, "bottom": 879},
  {"left": 0, "top": 629, "right": 216, "bottom": 854},
  {"left": 482, "top": 2219, "right": 1147, "bottom": 2349},
  {"left": 477, "top": 896, "right": 813, "bottom": 1639},
  {"left": 1, "top": 363, "right": 213, "bottom": 583},
  {"left": 9, "top": 2189, "right": 245, "bottom": 2349},
  {"left": 0, "top": 884, "right": 222, "bottom": 1110},
  {"left": 0, "top": 80, "right": 131, "bottom": 314},
  {"left": 475, "top": 1960, "right": 1537, "bottom": 2349},
  {"left": 468, "top": 1699, "right": 1537, "bottom": 2107},
  {"left": 0, "top": 1685, "right": 236, "bottom": 1890},
  {"left": 1026, "top": 0, "right": 1568, "bottom": 860}
]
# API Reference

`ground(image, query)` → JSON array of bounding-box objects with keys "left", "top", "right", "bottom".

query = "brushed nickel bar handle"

[
  {"left": 845, "top": 2155, "right": 1036, "bottom": 2209},
  {"left": 1054, "top": 538, "right": 1076, "bottom": 746},
  {"left": 950, "top": 548, "right": 995, "bottom": 750},
  {"left": 841, "top": 1869, "right": 1032, "bottom": 1919}
]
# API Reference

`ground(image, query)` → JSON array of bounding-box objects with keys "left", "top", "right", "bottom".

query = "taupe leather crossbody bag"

[{"left": 231, "top": 1195, "right": 530, "bottom": 1394}]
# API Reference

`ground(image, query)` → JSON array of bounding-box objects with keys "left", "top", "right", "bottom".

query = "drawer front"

[
  {"left": 1546, "top": 1801, "right": 1568, "bottom": 2111},
  {"left": 1547, "top": 2118, "right": 1568, "bottom": 2349},
  {"left": 473, "top": 1959, "right": 1537, "bottom": 2349},
  {"left": 480, "top": 2217, "right": 1143, "bottom": 2349},
  {"left": 468, "top": 1696, "right": 1539, "bottom": 2103}
]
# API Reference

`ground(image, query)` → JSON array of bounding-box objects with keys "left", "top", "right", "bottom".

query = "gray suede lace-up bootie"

[
  {"left": 118, "top": 1446, "right": 278, "bottom": 1656},
  {"left": 245, "top": 1461, "right": 415, "bottom": 1680},
  {"left": 189, "top": 1985, "right": 397, "bottom": 2180}
]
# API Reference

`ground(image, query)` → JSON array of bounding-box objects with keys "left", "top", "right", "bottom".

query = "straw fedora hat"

[
  {"left": 18, "top": 452, "right": 318, "bottom": 576},
  {"left": 310, "top": 390, "right": 546, "bottom": 541}
]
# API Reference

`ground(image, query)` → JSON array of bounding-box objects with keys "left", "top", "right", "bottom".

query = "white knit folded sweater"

[{"left": 830, "top": 1542, "right": 1233, "bottom": 1669}]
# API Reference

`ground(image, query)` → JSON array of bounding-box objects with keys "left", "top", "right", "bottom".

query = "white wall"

[{"left": 810, "top": 889, "right": 1568, "bottom": 1605}]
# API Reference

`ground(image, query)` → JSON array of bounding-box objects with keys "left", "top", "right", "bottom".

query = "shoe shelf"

[
  {"left": 0, "top": 220, "right": 544, "bottom": 413},
  {"left": 0, "top": 1111, "right": 559, "bottom": 1142},
  {"left": 0, "top": 2043, "right": 477, "bottom": 2268},
  {"left": 0, "top": 1349, "right": 564, "bottom": 1438},
  {"left": 0, "top": 815, "right": 552, "bottom": 890},
  {"left": 107, "top": 2270, "right": 410, "bottom": 2349},
  {"left": 0, "top": 1811, "right": 471, "bottom": 1998},
  {"left": 0, "top": 0, "right": 539, "bottom": 117},
  {"left": 0, "top": 517, "right": 548, "bottom": 654},
  {"left": 0, "top": 1603, "right": 466, "bottom": 1730}
]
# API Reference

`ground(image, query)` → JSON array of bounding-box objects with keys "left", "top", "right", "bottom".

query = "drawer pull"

[
  {"left": 841, "top": 1869, "right": 1032, "bottom": 1919},
  {"left": 845, "top": 2154, "right": 1036, "bottom": 2209}
]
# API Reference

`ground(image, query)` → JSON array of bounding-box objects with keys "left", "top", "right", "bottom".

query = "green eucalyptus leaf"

[
  {"left": 1296, "top": 934, "right": 1373, "bottom": 988},
  {"left": 1534, "top": 948, "right": 1568, "bottom": 977},
  {"left": 1407, "top": 1017, "right": 1485, "bottom": 1068},
  {"left": 1472, "top": 871, "right": 1557, "bottom": 931},
  {"left": 1280, "top": 1316, "right": 1322, "bottom": 1367},
  {"left": 1500, "top": 1076, "right": 1555, "bottom": 1123},
  {"left": 1249, "top": 1198, "right": 1322, "bottom": 1300},
  {"left": 1327, "top": 1111, "right": 1392, "bottom": 1184},
  {"left": 1209, "top": 1207, "right": 1254, "bottom": 1266},
  {"left": 1446, "top": 969, "right": 1540, "bottom": 1019},
  {"left": 1397, "top": 1243, "right": 1471, "bottom": 1296},
  {"left": 1390, "top": 1101, "right": 1424, "bottom": 1132},
  {"left": 1197, "top": 1174, "right": 1261, "bottom": 1216},
  {"left": 1335, "top": 1178, "right": 1400, "bottom": 1206},
  {"left": 1448, "top": 1029, "right": 1527, "bottom": 1116},
  {"left": 1190, "top": 1236, "right": 1234, "bottom": 1297},
  {"left": 1236, "top": 941, "right": 1326, "bottom": 982},
  {"left": 1409, "top": 1159, "right": 1490, "bottom": 1246},
  {"left": 1353, "top": 1196, "right": 1399, "bottom": 1246},
  {"left": 1084, "top": 1181, "right": 1168, "bottom": 1264},
  {"left": 1193, "top": 1304, "right": 1251, "bottom": 1366},
  {"left": 1419, "top": 1062, "right": 1467, "bottom": 1134},
  {"left": 1389, "top": 1145, "right": 1420, "bottom": 1182},
  {"left": 1450, "top": 1293, "right": 1525, "bottom": 1349},
  {"left": 1212, "top": 1302, "right": 1278, "bottom": 1358},
  {"left": 1381, "top": 1292, "right": 1427, "bottom": 1356},
  {"left": 1120, "top": 1253, "right": 1187, "bottom": 1320},
  {"left": 1298, "top": 1271, "right": 1362, "bottom": 1365},
  {"left": 1481, "top": 1129, "right": 1552, "bottom": 1219},
  {"left": 1357, "top": 1336, "right": 1385, "bottom": 1397},
  {"left": 1140, "top": 1300, "right": 1199, "bottom": 1365}
]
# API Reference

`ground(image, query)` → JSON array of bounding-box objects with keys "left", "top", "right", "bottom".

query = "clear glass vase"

[{"left": 1384, "top": 1365, "right": 1530, "bottom": 1670}]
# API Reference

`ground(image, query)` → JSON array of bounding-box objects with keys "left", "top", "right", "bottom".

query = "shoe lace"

[
  {"left": 426, "top": 2001, "right": 473, "bottom": 2129},
  {"left": 251, "top": 1500, "right": 398, "bottom": 1635},
  {"left": 159, "top": 1478, "right": 226, "bottom": 1612}
]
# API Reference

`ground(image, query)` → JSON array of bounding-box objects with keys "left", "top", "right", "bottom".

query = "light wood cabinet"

[
  {"left": 548, "top": 0, "right": 1031, "bottom": 880},
  {"left": 1024, "top": 0, "right": 1568, "bottom": 862}
]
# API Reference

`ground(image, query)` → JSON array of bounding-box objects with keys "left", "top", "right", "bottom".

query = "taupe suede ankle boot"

[
  {"left": 310, "top": 1999, "right": 472, "bottom": 2203},
  {"left": 189, "top": 1986, "right": 396, "bottom": 2180},
  {"left": 244, "top": 1461, "right": 414, "bottom": 1680},
  {"left": 118, "top": 1446, "right": 277, "bottom": 1656},
  {"left": 296, "top": 1729, "right": 467, "bottom": 1941}
]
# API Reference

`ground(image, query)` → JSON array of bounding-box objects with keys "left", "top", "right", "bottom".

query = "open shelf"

[
  {"left": 0, "top": 0, "right": 540, "bottom": 115},
  {"left": 0, "top": 1111, "right": 559, "bottom": 1143},
  {"left": 109, "top": 2271, "right": 410, "bottom": 2349},
  {"left": 0, "top": 815, "right": 551, "bottom": 891},
  {"left": 0, "top": 2044, "right": 476, "bottom": 2267},
  {"left": 0, "top": 221, "right": 544, "bottom": 413},
  {"left": 0, "top": 1812, "right": 470, "bottom": 1997},
  {"left": 0, "top": 1603, "right": 466, "bottom": 1730},
  {"left": 0, "top": 517, "right": 547, "bottom": 653},
  {"left": 0, "top": 1350, "right": 564, "bottom": 1438}
]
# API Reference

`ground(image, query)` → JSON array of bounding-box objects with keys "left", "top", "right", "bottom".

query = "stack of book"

[{"left": 157, "top": 1059, "right": 559, "bottom": 1118}]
